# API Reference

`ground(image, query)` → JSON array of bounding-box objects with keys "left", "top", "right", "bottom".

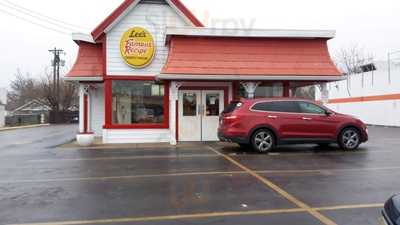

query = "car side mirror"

[{"left": 325, "top": 111, "right": 333, "bottom": 116}]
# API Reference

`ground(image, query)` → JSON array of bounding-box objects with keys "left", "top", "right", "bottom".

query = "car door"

[
  {"left": 252, "top": 101, "right": 304, "bottom": 139},
  {"left": 296, "top": 101, "right": 338, "bottom": 139}
]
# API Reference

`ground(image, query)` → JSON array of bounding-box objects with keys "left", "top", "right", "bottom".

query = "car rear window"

[
  {"left": 223, "top": 101, "right": 242, "bottom": 113},
  {"left": 252, "top": 101, "right": 300, "bottom": 113}
]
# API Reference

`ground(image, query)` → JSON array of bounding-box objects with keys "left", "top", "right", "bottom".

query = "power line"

[
  {"left": 1, "top": 0, "right": 90, "bottom": 30},
  {"left": 0, "top": 1, "right": 79, "bottom": 32},
  {"left": 0, "top": 8, "right": 69, "bottom": 35}
]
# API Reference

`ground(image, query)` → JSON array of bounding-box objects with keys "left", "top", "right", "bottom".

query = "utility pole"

[{"left": 49, "top": 48, "right": 64, "bottom": 122}]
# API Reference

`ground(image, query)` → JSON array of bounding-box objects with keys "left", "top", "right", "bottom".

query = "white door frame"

[{"left": 178, "top": 89, "right": 225, "bottom": 142}]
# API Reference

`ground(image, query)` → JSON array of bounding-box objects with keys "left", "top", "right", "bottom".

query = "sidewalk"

[{"left": 59, "top": 137, "right": 236, "bottom": 150}]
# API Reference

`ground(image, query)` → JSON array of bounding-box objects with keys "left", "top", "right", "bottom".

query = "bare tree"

[
  {"left": 7, "top": 68, "right": 78, "bottom": 111},
  {"left": 6, "top": 69, "right": 42, "bottom": 110},
  {"left": 334, "top": 45, "right": 374, "bottom": 75}
]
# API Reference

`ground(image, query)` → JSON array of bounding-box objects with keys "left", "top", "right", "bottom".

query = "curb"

[{"left": 0, "top": 124, "right": 50, "bottom": 132}]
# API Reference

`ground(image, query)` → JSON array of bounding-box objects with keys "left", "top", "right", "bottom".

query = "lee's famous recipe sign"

[{"left": 120, "top": 27, "right": 155, "bottom": 68}]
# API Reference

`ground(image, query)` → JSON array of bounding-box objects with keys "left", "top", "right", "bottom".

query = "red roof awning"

[
  {"left": 66, "top": 42, "right": 103, "bottom": 81},
  {"left": 160, "top": 36, "right": 342, "bottom": 80}
]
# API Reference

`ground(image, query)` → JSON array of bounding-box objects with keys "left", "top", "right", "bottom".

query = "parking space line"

[
  {"left": 7, "top": 208, "right": 306, "bottom": 225},
  {"left": 0, "top": 171, "right": 246, "bottom": 184},
  {"left": 8, "top": 203, "right": 386, "bottom": 225},
  {"left": 206, "top": 145, "right": 338, "bottom": 225},
  {"left": 257, "top": 166, "right": 400, "bottom": 175},
  {"left": 228, "top": 149, "right": 397, "bottom": 157},
  {"left": 316, "top": 203, "right": 384, "bottom": 211},
  {"left": 28, "top": 154, "right": 220, "bottom": 162},
  {"left": 4, "top": 165, "right": 400, "bottom": 184}
]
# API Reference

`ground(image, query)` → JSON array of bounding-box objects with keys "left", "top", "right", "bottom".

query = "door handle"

[
  {"left": 268, "top": 115, "right": 278, "bottom": 119},
  {"left": 302, "top": 117, "right": 312, "bottom": 121}
]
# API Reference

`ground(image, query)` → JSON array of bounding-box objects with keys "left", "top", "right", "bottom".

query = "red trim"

[
  {"left": 328, "top": 93, "right": 400, "bottom": 104},
  {"left": 175, "top": 100, "right": 179, "bottom": 141},
  {"left": 83, "top": 94, "right": 89, "bottom": 133},
  {"left": 232, "top": 81, "right": 239, "bottom": 100},
  {"left": 101, "top": 35, "right": 107, "bottom": 79},
  {"left": 104, "top": 79, "right": 112, "bottom": 126},
  {"left": 91, "top": 0, "right": 203, "bottom": 41},
  {"left": 103, "top": 79, "right": 170, "bottom": 129},
  {"left": 283, "top": 81, "right": 290, "bottom": 97}
]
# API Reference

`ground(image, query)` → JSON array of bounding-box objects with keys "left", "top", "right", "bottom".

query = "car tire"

[
  {"left": 251, "top": 129, "right": 275, "bottom": 153},
  {"left": 338, "top": 127, "right": 361, "bottom": 151}
]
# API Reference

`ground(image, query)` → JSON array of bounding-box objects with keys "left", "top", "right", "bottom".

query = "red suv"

[{"left": 218, "top": 98, "right": 368, "bottom": 153}]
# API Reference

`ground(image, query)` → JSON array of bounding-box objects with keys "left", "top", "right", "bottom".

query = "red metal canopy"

[
  {"left": 161, "top": 36, "right": 342, "bottom": 79},
  {"left": 66, "top": 42, "right": 103, "bottom": 80}
]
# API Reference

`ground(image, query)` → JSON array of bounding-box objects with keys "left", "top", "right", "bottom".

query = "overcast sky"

[{"left": 1, "top": 0, "right": 399, "bottom": 89}]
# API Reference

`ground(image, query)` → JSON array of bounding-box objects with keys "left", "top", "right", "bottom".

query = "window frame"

[
  {"left": 297, "top": 101, "right": 327, "bottom": 115},
  {"left": 250, "top": 100, "right": 302, "bottom": 113},
  {"left": 104, "top": 77, "right": 170, "bottom": 129}
]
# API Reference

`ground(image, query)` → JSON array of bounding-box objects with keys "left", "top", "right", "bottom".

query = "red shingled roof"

[
  {"left": 161, "top": 36, "right": 341, "bottom": 76},
  {"left": 91, "top": 0, "right": 203, "bottom": 40},
  {"left": 66, "top": 42, "right": 103, "bottom": 79}
]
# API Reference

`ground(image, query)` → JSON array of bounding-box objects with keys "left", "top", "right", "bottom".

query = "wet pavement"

[{"left": 0, "top": 125, "right": 399, "bottom": 225}]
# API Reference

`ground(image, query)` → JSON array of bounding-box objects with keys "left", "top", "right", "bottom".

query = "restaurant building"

[{"left": 66, "top": 0, "right": 342, "bottom": 145}]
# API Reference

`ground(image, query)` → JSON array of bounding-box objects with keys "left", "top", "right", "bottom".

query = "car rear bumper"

[{"left": 218, "top": 132, "right": 248, "bottom": 144}]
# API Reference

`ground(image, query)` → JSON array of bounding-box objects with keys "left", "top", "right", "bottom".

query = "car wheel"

[
  {"left": 251, "top": 129, "right": 275, "bottom": 153},
  {"left": 339, "top": 127, "right": 361, "bottom": 150}
]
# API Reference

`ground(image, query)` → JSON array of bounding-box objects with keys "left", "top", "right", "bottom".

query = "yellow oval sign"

[{"left": 120, "top": 27, "right": 155, "bottom": 68}]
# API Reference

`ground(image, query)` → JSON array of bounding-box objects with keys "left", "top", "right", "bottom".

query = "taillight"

[
  {"left": 222, "top": 115, "right": 239, "bottom": 125},
  {"left": 224, "top": 115, "right": 238, "bottom": 120}
]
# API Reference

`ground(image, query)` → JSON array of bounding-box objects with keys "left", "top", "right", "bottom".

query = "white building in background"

[
  {"left": 0, "top": 88, "right": 6, "bottom": 127},
  {"left": 317, "top": 60, "right": 400, "bottom": 127}
]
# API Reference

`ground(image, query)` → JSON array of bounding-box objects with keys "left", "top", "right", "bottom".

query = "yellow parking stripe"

[
  {"left": 28, "top": 154, "right": 219, "bottom": 162},
  {"left": 0, "top": 171, "right": 246, "bottom": 184},
  {"left": 8, "top": 208, "right": 306, "bottom": 225},
  {"left": 316, "top": 203, "right": 384, "bottom": 211},
  {"left": 206, "top": 146, "right": 338, "bottom": 225},
  {"left": 4, "top": 165, "right": 400, "bottom": 184},
  {"left": 257, "top": 166, "right": 400, "bottom": 174},
  {"left": 9, "top": 203, "right": 386, "bottom": 225}
]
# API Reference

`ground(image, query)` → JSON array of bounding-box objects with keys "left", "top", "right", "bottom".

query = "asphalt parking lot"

[{"left": 0, "top": 125, "right": 399, "bottom": 225}]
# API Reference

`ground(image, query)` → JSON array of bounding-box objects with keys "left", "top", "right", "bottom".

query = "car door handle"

[
  {"left": 302, "top": 117, "right": 312, "bottom": 121},
  {"left": 268, "top": 115, "right": 278, "bottom": 119}
]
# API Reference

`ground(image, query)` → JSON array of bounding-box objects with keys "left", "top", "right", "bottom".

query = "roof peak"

[{"left": 91, "top": 0, "right": 203, "bottom": 41}]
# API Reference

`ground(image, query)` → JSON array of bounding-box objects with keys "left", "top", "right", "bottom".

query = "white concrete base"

[
  {"left": 76, "top": 133, "right": 95, "bottom": 147},
  {"left": 102, "top": 129, "right": 171, "bottom": 144}
]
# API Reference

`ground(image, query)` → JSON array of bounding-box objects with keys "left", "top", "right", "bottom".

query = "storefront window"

[
  {"left": 235, "top": 82, "right": 283, "bottom": 99},
  {"left": 112, "top": 80, "right": 165, "bottom": 125}
]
